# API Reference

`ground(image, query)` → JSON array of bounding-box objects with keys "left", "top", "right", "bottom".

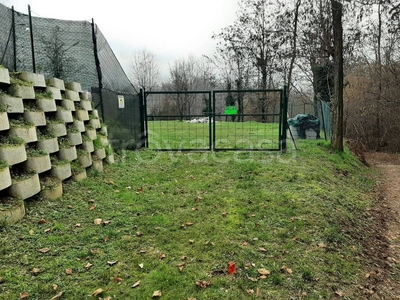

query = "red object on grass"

[{"left": 227, "top": 261, "right": 236, "bottom": 274}]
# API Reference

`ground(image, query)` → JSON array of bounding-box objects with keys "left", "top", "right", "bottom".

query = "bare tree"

[
  {"left": 162, "top": 55, "right": 215, "bottom": 120},
  {"left": 40, "top": 26, "right": 80, "bottom": 79},
  {"left": 130, "top": 49, "right": 160, "bottom": 91}
]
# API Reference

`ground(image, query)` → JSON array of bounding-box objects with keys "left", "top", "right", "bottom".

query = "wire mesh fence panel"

[
  {"left": 95, "top": 28, "right": 136, "bottom": 95},
  {"left": 0, "top": 4, "right": 14, "bottom": 70},
  {"left": 0, "top": 3, "right": 141, "bottom": 150},
  {"left": 145, "top": 92, "right": 212, "bottom": 151},
  {"left": 213, "top": 90, "right": 282, "bottom": 151},
  {"left": 319, "top": 101, "right": 331, "bottom": 141},
  {"left": 92, "top": 88, "right": 142, "bottom": 149},
  {"left": 288, "top": 102, "right": 316, "bottom": 118}
]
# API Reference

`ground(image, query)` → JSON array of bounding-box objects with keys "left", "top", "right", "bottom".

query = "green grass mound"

[{"left": 0, "top": 140, "right": 380, "bottom": 299}]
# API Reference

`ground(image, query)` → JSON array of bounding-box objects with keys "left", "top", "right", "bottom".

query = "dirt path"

[{"left": 362, "top": 152, "right": 400, "bottom": 299}]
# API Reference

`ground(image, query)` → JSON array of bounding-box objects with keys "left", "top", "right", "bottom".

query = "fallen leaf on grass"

[
  {"left": 195, "top": 196, "right": 202, "bottom": 203},
  {"left": 195, "top": 280, "right": 212, "bottom": 289},
  {"left": 259, "top": 247, "right": 267, "bottom": 253},
  {"left": 152, "top": 290, "right": 162, "bottom": 297},
  {"left": 227, "top": 261, "right": 236, "bottom": 275},
  {"left": 177, "top": 262, "right": 185, "bottom": 272},
  {"left": 126, "top": 186, "right": 132, "bottom": 190},
  {"left": 248, "top": 276, "right": 258, "bottom": 282},
  {"left": 245, "top": 262, "right": 256, "bottom": 269},
  {"left": 107, "top": 180, "right": 115, "bottom": 185},
  {"left": 103, "top": 220, "right": 111, "bottom": 226},
  {"left": 94, "top": 219, "right": 102, "bottom": 225},
  {"left": 256, "top": 288, "right": 261, "bottom": 297},
  {"left": 188, "top": 298, "right": 197, "bottom": 300},
  {"left": 20, "top": 292, "right": 29, "bottom": 299},
  {"left": 85, "top": 263, "right": 93, "bottom": 269},
  {"left": 104, "top": 236, "right": 109, "bottom": 243},
  {"left": 181, "top": 256, "right": 187, "bottom": 261},
  {"left": 52, "top": 284, "right": 58, "bottom": 291},
  {"left": 138, "top": 263, "right": 144, "bottom": 269},
  {"left": 44, "top": 228, "right": 51, "bottom": 233},
  {"left": 258, "top": 269, "right": 271, "bottom": 276},
  {"left": 185, "top": 222, "right": 194, "bottom": 226},
  {"left": 65, "top": 269, "right": 73, "bottom": 275},
  {"left": 67, "top": 205, "right": 73, "bottom": 209},
  {"left": 32, "top": 268, "right": 41, "bottom": 275},
  {"left": 88, "top": 199, "right": 95, "bottom": 203},
  {"left": 50, "top": 291, "right": 64, "bottom": 300},
  {"left": 247, "top": 289, "right": 255, "bottom": 295},
  {"left": 29, "top": 229, "right": 34, "bottom": 235},
  {"left": 89, "top": 205, "right": 96, "bottom": 211},
  {"left": 132, "top": 280, "right": 141, "bottom": 288},
  {"left": 189, "top": 239, "right": 195, "bottom": 244},
  {"left": 241, "top": 242, "right": 248, "bottom": 246},
  {"left": 335, "top": 291, "right": 344, "bottom": 297},
  {"left": 107, "top": 260, "right": 118, "bottom": 266},
  {"left": 39, "top": 248, "right": 50, "bottom": 253},
  {"left": 114, "top": 190, "right": 120, "bottom": 193},
  {"left": 114, "top": 277, "right": 123, "bottom": 283},
  {"left": 222, "top": 211, "right": 227, "bottom": 217},
  {"left": 136, "top": 231, "right": 143, "bottom": 237},
  {"left": 38, "top": 219, "right": 47, "bottom": 224},
  {"left": 75, "top": 223, "right": 81, "bottom": 228},
  {"left": 92, "top": 288, "right": 104, "bottom": 296},
  {"left": 159, "top": 254, "right": 166, "bottom": 260},
  {"left": 281, "top": 266, "right": 293, "bottom": 274}
]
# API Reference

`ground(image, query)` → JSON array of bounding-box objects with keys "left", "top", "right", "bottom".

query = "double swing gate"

[{"left": 139, "top": 87, "right": 288, "bottom": 152}]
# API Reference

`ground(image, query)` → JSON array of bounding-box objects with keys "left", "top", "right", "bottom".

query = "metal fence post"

[
  {"left": 28, "top": 5, "right": 36, "bottom": 73},
  {"left": 139, "top": 89, "right": 149, "bottom": 148},
  {"left": 212, "top": 91, "right": 216, "bottom": 151},
  {"left": 281, "top": 86, "right": 288, "bottom": 152},
  {"left": 91, "top": 19, "right": 105, "bottom": 121},
  {"left": 208, "top": 91, "right": 212, "bottom": 151}
]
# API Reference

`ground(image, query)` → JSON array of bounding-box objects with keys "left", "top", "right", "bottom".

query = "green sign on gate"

[{"left": 224, "top": 106, "right": 238, "bottom": 115}]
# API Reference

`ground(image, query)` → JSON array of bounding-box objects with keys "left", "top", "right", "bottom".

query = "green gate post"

[
  {"left": 208, "top": 91, "right": 213, "bottom": 151},
  {"left": 281, "top": 86, "right": 288, "bottom": 152},
  {"left": 212, "top": 91, "right": 216, "bottom": 151},
  {"left": 139, "top": 89, "right": 147, "bottom": 148}
]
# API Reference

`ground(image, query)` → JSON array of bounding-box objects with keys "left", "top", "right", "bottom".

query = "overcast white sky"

[{"left": 0, "top": 0, "right": 240, "bottom": 80}]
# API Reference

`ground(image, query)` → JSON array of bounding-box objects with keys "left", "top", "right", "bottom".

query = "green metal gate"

[{"left": 140, "top": 87, "right": 288, "bottom": 152}]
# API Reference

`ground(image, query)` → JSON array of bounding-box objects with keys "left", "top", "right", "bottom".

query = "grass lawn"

[
  {"left": 147, "top": 121, "right": 281, "bottom": 150},
  {"left": 0, "top": 140, "right": 380, "bottom": 299}
]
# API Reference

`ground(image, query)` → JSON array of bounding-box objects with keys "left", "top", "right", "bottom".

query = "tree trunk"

[
  {"left": 331, "top": 0, "right": 344, "bottom": 151},
  {"left": 376, "top": 2, "right": 382, "bottom": 149},
  {"left": 287, "top": 0, "right": 302, "bottom": 97}
]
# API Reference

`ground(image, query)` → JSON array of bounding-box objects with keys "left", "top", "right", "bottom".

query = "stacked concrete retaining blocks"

[{"left": 0, "top": 68, "right": 114, "bottom": 224}]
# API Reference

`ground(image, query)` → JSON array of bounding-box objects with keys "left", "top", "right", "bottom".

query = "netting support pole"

[
  {"left": 91, "top": 19, "right": 105, "bottom": 121},
  {"left": 280, "top": 85, "right": 288, "bottom": 153},
  {"left": 28, "top": 5, "right": 36, "bottom": 73},
  {"left": 12, "top": 6, "right": 16, "bottom": 71}
]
